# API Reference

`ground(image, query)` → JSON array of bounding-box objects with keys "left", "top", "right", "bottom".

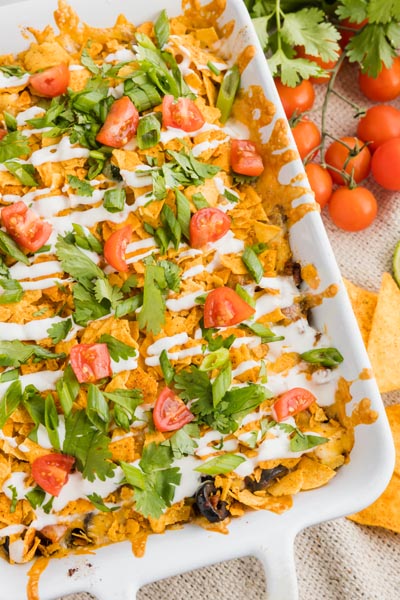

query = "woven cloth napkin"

[{"left": 59, "top": 58, "right": 400, "bottom": 600}]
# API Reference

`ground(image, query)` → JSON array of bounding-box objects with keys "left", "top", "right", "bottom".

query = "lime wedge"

[{"left": 393, "top": 241, "right": 400, "bottom": 287}]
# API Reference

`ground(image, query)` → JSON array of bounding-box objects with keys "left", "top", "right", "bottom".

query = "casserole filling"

[{"left": 0, "top": 0, "right": 375, "bottom": 565}]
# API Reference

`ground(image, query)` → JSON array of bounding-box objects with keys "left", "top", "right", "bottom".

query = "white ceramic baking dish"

[{"left": 0, "top": 0, "right": 395, "bottom": 598}]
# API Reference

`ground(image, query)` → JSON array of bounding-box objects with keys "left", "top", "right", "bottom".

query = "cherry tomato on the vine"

[
  {"left": 274, "top": 78, "right": 315, "bottom": 119},
  {"left": 358, "top": 57, "right": 400, "bottom": 102},
  {"left": 295, "top": 46, "right": 342, "bottom": 84},
  {"left": 325, "top": 136, "right": 371, "bottom": 185},
  {"left": 339, "top": 18, "right": 368, "bottom": 49},
  {"left": 305, "top": 163, "right": 333, "bottom": 209},
  {"left": 328, "top": 186, "right": 378, "bottom": 232},
  {"left": 357, "top": 105, "right": 400, "bottom": 153},
  {"left": 291, "top": 118, "right": 321, "bottom": 161},
  {"left": 371, "top": 138, "right": 400, "bottom": 191}
]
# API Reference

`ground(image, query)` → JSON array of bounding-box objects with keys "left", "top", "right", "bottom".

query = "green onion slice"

[
  {"left": 242, "top": 246, "right": 264, "bottom": 283},
  {"left": 103, "top": 188, "right": 126, "bottom": 213},
  {"left": 216, "top": 64, "right": 240, "bottom": 124},
  {"left": 200, "top": 348, "right": 230, "bottom": 372},
  {"left": 137, "top": 114, "right": 161, "bottom": 150}
]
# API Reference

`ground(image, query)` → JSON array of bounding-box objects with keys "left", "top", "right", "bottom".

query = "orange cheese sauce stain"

[
  {"left": 26, "top": 556, "right": 49, "bottom": 600},
  {"left": 182, "top": 0, "right": 226, "bottom": 27},
  {"left": 301, "top": 264, "right": 321, "bottom": 290}
]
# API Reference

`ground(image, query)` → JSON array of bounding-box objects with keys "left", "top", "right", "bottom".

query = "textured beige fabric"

[{"left": 59, "top": 60, "right": 400, "bottom": 600}]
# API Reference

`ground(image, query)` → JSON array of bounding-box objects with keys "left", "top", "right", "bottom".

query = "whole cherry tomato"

[
  {"left": 358, "top": 57, "right": 400, "bottom": 102},
  {"left": 295, "top": 46, "right": 342, "bottom": 84},
  {"left": 357, "top": 105, "right": 400, "bottom": 152},
  {"left": 274, "top": 79, "right": 315, "bottom": 119},
  {"left": 371, "top": 138, "right": 400, "bottom": 191},
  {"left": 325, "top": 136, "right": 371, "bottom": 185},
  {"left": 305, "top": 163, "right": 333, "bottom": 209},
  {"left": 339, "top": 18, "right": 368, "bottom": 49},
  {"left": 291, "top": 118, "right": 321, "bottom": 160},
  {"left": 328, "top": 186, "right": 378, "bottom": 231}
]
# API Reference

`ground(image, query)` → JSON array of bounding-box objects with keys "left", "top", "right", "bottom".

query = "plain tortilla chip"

[
  {"left": 343, "top": 278, "right": 377, "bottom": 346},
  {"left": 367, "top": 273, "right": 400, "bottom": 393},
  {"left": 347, "top": 405, "right": 400, "bottom": 532}
]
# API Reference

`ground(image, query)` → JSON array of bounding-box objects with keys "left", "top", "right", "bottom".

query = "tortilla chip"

[
  {"left": 347, "top": 405, "right": 400, "bottom": 532},
  {"left": 367, "top": 273, "right": 400, "bottom": 393},
  {"left": 343, "top": 278, "right": 377, "bottom": 346},
  {"left": 297, "top": 456, "right": 336, "bottom": 490}
]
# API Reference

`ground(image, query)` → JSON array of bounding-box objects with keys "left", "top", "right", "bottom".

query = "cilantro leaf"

[
  {"left": 268, "top": 49, "right": 324, "bottom": 87},
  {"left": 73, "top": 283, "right": 110, "bottom": 326},
  {"left": 0, "top": 340, "right": 65, "bottom": 367},
  {"left": 56, "top": 364, "right": 79, "bottom": 416},
  {"left": 0, "top": 278, "right": 24, "bottom": 304},
  {"left": 346, "top": 22, "right": 399, "bottom": 76},
  {"left": 159, "top": 259, "right": 181, "bottom": 293},
  {"left": 86, "top": 384, "right": 110, "bottom": 433},
  {"left": 140, "top": 442, "right": 172, "bottom": 472},
  {"left": 138, "top": 261, "right": 167, "bottom": 334},
  {"left": 103, "top": 388, "right": 142, "bottom": 430},
  {"left": 8, "top": 485, "right": 18, "bottom": 513},
  {"left": 67, "top": 174, "right": 94, "bottom": 197},
  {"left": 93, "top": 277, "right": 123, "bottom": 309},
  {"left": 47, "top": 318, "right": 73, "bottom": 344},
  {"left": 336, "top": 0, "right": 368, "bottom": 23},
  {"left": 0, "top": 131, "right": 30, "bottom": 164},
  {"left": 56, "top": 236, "right": 104, "bottom": 286},
  {"left": 44, "top": 393, "right": 60, "bottom": 450},
  {"left": 0, "top": 379, "right": 22, "bottom": 428},
  {"left": 0, "top": 230, "right": 29, "bottom": 265},
  {"left": 282, "top": 9, "right": 340, "bottom": 62},
  {"left": 25, "top": 487, "right": 46, "bottom": 509},
  {"left": 4, "top": 162, "right": 38, "bottom": 186},
  {"left": 98, "top": 334, "right": 137, "bottom": 362},
  {"left": 165, "top": 423, "right": 200, "bottom": 459},
  {"left": 174, "top": 366, "right": 213, "bottom": 412},
  {"left": 0, "top": 65, "right": 27, "bottom": 78}
]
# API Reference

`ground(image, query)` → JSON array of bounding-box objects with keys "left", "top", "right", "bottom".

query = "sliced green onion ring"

[
  {"left": 200, "top": 348, "right": 230, "bottom": 372},
  {"left": 137, "top": 113, "right": 161, "bottom": 150}
]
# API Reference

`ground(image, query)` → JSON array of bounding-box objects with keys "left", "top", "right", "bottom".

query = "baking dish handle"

[{"left": 255, "top": 533, "right": 298, "bottom": 600}]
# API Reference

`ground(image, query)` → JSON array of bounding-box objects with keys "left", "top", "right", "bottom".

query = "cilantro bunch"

[{"left": 244, "top": 0, "right": 400, "bottom": 83}]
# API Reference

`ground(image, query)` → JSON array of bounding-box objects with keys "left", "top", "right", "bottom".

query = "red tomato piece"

[
  {"left": 272, "top": 387, "right": 317, "bottom": 422},
  {"left": 204, "top": 286, "right": 255, "bottom": 328},
  {"left": 295, "top": 46, "right": 342, "bottom": 84},
  {"left": 162, "top": 95, "right": 205, "bottom": 132},
  {"left": 29, "top": 64, "right": 70, "bottom": 98},
  {"left": 324, "top": 136, "right": 371, "bottom": 185},
  {"left": 1, "top": 201, "right": 52, "bottom": 252},
  {"left": 70, "top": 343, "right": 112, "bottom": 383},
  {"left": 328, "top": 186, "right": 378, "bottom": 231},
  {"left": 305, "top": 163, "right": 333, "bottom": 209},
  {"left": 230, "top": 139, "right": 264, "bottom": 176},
  {"left": 190, "top": 208, "right": 231, "bottom": 248},
  {"left": 96, "top": 96, "right": 139, "bottom": 148},
  {"left": 358, "top": 57, "right": 400, "bottom": 102},
  {"left": 357, "top": 105, "right": 400, "bottom": 152},
  {"left": 153, "top": 387, "right": 194, "bottom": 432},
  {"left": 31, "top": 453, "right": 75, "bottom": 496},
  {"left": 274, "top": 78, "right": 315, "bottom": 119},
  {"left": 291, "top": 118, "right": 321, "bottom": 161},
  {"left": 339, "top": 18, "right": 368, "bottom": 49},
  {"left": 104, "top": 225, "right": 132, "bottom": 272},
  {"left": 371, "top": 138, "right": 400, "bottom": 191},
  {"left": 0, "top": 129, "right": 7, "bottom": 141}
]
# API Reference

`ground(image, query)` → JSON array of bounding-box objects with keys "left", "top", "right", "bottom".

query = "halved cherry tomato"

[
  {"left": 339, "top": 18, "right": 368, "bottom": 49},
  {"left": 29, "top": 64, "right": 70, "bottom": 98},
  {"left": 0, "top": 129, "right": 7, "bottom": 141},
  {"left": 305, "top": 163, "right": 333, "bottom": 209},
  {"left": 274, "top": 78, "right": 315, "bottom": 119},
  {"left": 230, "top": 139, "right": 264, "bottom": 176},
  {"left": 70, "top": 343, "right": 112, "bottom": 383},
  {"left": 96, "top": 97, "right": 139, "bottom": 148},
  {"left": 153, "top": 387, "right": 194, "bottom": 432},
  {"left": 162, "top": 95, "right": 205, "bottom": 132},
  {"left": 104, "top": 225, "right": 132, "bottom": 272},
  {"left": 272, "top": 387, "right": 317, "bottom": 422},
  {"left": 31, "top": 453, "right": 75, "bottom": 496},
  {"left": 190, "top": 208, "right": 231, "bottom": 248},
  {"left": 1, "top": 201, "right": 52, "bottom": 252},
  {"left": 295, "top": 46, "right": 342, "bottom": 84},
  {"left": 358, "top": 57, "right": 400, "bottom": 102},
  {"left": 328, "top": 186, "right": 378, "bottom": 231},
  {"left": 204, "top": 286, "right": 255, "bottom": 328},
  {"left": 324, "top": 136, "right": 371, "bottom": 185},
  {"left": 357, "top": 105, "right": 400, "bottom": 152},
  {"left": 291, "top": 118, "right": 321, "bottom": 160}
]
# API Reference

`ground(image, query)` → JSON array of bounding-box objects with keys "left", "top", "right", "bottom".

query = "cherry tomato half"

[
  {"left": 272, "top": 387, "right": 317, "bottom": 422},
  {"left": 190, "top": 207, "right": 231, "bottom": 248},
  {"left": 339, "top": 18, "right": 368, "bottom": 49},
  {"left": 153, "top": 387, "right": 194, "bottom": 432},
  {"left": 305, "top": 163, "right": 333, "bottom": 209},
  {"left": 1, "top": 201, "right": 52, "bottom": 252},
  {"left": 230, "top": 139, "right": 264, "bottom": 176},
  {"left": 324, "top": 136, "right": 371, "bottom": 185},
  {"left": 31, "top": 453, "right": 75, "bottom": 496},
  {"left": 274, "top": 78, "right": 315, "bottom": 119},
  {"left": 162, "top": 95, "right": 205, "bottom": 132},
  {"left": 29, "top": 64, "right": 70, "bottom": 98},
  {"left": 104, "top": 225, "right": 132, "bottom": 272},
  {"left": 357, "top": 105, "right": 400, "bottom": 153},
  {"left": 96, "top": 96, "right": 139, "bottom": 148},
  {"left": 70, "top": 343, "right": 112, "bottom": 383},
  {"left": 358, "top": 57, "right": 400, "bottom": 102},
  {"left": 204, "top": 286, "right": 255, "bottom": 328},
  {"left": 0, "top": 129, "right": 7, "bottom": 141},
  {"left": 371, "top": 138, "right": 400, "bottom": 191},
  {"left": 295, "top": 46, "right": 342, "bottom": 84},
  {"left": 328, "top": 186, "right": 378, "bottom": 231},
  {"left": 291, "top": 119, "right": 321, "bottom": 161}
]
